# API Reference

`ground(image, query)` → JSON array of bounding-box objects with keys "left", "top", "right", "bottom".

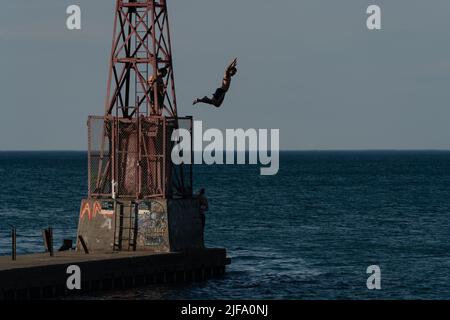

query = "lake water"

[{"left": 1, "top": 151, "right": 450, "bottom": 299}]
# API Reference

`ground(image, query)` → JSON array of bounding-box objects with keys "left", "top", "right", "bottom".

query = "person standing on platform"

[{"left": 198, "top": 188, "right": 209, "bottom": 231}]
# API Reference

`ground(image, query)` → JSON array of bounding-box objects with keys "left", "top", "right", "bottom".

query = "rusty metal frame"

[
  {"left": 87, "top": 1, "right": 191, "bottom": 201},
  {"left": 105, "top": 0, "right": 177, "bottom": 118},
  {"left": 88, "top": 115, "right": 193, "bottom": 199},
  {"left": 88, "top": 116, "right": 114, "bottom": 199}
]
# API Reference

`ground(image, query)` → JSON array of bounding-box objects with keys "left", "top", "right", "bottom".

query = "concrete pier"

[{"left": 0, "top": 249, "right": 230, "bottom": 300}]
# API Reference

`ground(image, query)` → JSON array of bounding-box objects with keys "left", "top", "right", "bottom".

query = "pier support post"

[
  {"left": 11, "top": 227, "right": 16, "bottom": 261},
  {"left": 78, "top": 235, "right": 89, "bottom": 254},
  {"left": 48, "top": 227, "right": 54, "bottom": 257}
]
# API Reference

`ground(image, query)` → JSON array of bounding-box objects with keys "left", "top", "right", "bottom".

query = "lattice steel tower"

[
  {"left": 105, "top": 0, "right": 178, "bottom": 118},
  {"left": 87, "top": 0, "right": 192, "bottom": 201},
  {"left": 77, "top": 1, "right": 204, "bottom": 253}
]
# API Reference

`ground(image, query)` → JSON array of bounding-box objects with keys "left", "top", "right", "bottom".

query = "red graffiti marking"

[
  {"left": 92, "top": 201, "right": 102, "bottom": 219},
  {"left": 80, "top": 201, "right": 105, "bottom": 221},
  {"left": 80, "top": 202, "right": 91, "bottom": 221}
]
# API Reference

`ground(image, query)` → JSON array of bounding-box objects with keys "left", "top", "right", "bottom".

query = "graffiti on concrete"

[
  {"left": 101, "top": 217, "right": 112, "bottom": 230},
  {"left": 80, "top": 201, "right": 114, "bottom": 222},
  {"left": 137, "top": 201, "right": 168, "bottom": 247}
]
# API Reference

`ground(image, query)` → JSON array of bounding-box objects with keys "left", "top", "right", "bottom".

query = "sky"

[{"left": 1, "top": 0, "right": 450, "bottom": 150}]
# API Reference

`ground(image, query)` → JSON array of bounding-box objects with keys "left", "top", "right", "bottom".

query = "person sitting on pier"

[
  {"left": 193, "top": 58, "right": 238, "bottom": 108},
  {"left": 198, "top": 188, "right": 209, "bottom": 230}
]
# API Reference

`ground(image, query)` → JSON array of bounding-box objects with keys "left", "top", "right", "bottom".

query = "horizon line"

[{"left": 3, "top": 149, "right": 450, "bottom": 152}]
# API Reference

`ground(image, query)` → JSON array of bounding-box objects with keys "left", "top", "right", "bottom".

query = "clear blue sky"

[{"left": 1, "top": 0, "right": 450, "bottom": 150}]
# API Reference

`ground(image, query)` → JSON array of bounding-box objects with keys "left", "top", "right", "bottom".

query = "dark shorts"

[
  {"left": 213, "top": 87, "right": 225, "bottom": 100},
  {"left": 200, "top": 213, "right": 206, "bottom": 229}
]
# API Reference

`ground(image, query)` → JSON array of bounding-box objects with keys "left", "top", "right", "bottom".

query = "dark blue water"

[{"left": 2, "top": 151, "right": 450, "bottom": 299}]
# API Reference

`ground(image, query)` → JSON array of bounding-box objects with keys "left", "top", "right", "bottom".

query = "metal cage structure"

[{"left": 88, "top": 116, "right": 193, "bottom": 199}]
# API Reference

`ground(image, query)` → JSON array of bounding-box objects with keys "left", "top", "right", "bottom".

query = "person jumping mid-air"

[{"left": 193, "top": 58, "right": 237, "bottom": 108}]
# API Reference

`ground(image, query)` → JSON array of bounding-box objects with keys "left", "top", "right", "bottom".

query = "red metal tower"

[
  {"left": 78, "top": 0, "right": 205, "bottom": 253},
  {"left": 87, "top": 0, "right": 192, "bottom": 201},
  {"left": 105, "top": 0, "right": 178, "bottom": 118}
]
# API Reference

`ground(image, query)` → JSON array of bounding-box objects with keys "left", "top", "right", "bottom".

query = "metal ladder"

[{"left": 113, "top": 201, "right": 138, "bottom": 251}]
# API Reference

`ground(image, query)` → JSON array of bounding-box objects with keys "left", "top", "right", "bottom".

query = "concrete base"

[
  {"left": 0, "top": 249, "right": 230, "bottom": 300},
  {"left": 76, "top": 198, "right": 203, "bottom": 253}
]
